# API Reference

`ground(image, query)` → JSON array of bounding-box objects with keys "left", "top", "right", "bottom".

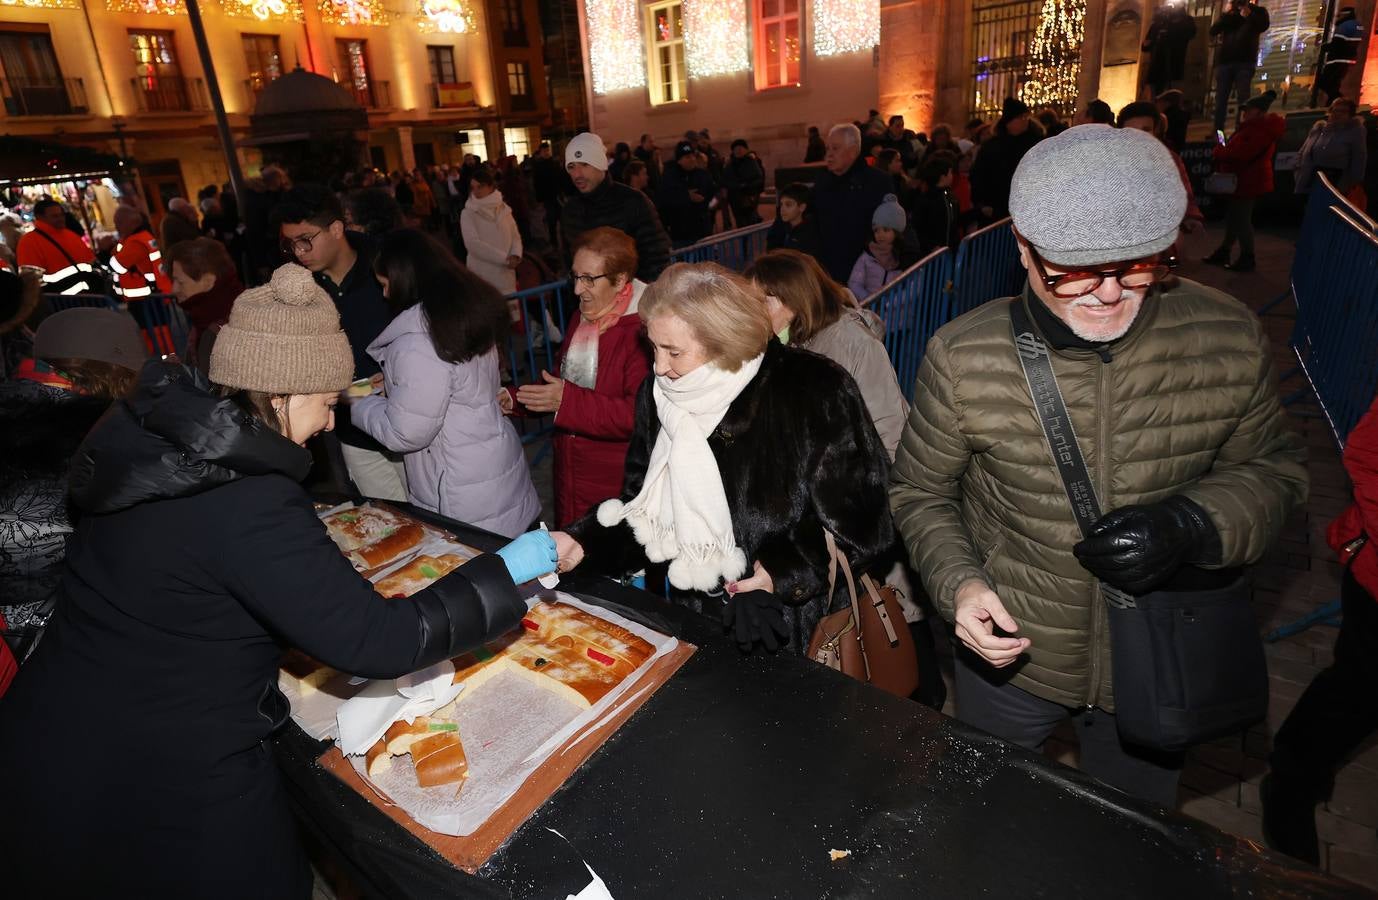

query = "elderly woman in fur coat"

[{"left": 551, "top": 262, "right": 893, "bottom": 652}]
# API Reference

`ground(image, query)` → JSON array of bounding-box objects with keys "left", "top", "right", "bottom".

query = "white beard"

[{"left": 1065, "top": 290, "right": 1142, "bottom": 343}]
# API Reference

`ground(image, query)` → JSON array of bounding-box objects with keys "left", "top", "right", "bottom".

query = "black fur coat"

[{"left": 568, "top": 339, "right": 895, "bottom": 652}]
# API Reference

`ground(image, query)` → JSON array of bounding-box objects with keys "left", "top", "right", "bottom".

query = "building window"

[
  {"left": 645, "top": 1, "right": 686, "bottom": 105},
  {"left": 460, "top": 131, "right": 488, "bottom": 163},
  {"left": 130, "top": 30, "right": 188, "bottom": 111},
  {"left": 506, "top": 59, "right": 534, "bottom": 108},
  {"left": 0, "top": 27, "right": 82, "bottom": 116},
  {"left": 336, "top": 38, "right": 373, "bottom": 107},
  {"left": 968, "top": 0, "right": 1041, "bottom": 122},
  {"left": 427, "top": 45, "right": 457, "bottom": 84},
  {"left": 753, "top": 0, "right": 800, "bottom": 90},
  {"left": 503, "top": 125, "right": 533, "bottom": 160},
  {"left": 242, "top": 33, "right": 281, "bottom": 97},
  {"left": 500, "top": 0, "right": 528, "bottom": 45}
]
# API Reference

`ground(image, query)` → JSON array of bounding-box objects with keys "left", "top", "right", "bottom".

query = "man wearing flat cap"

[{"left": 890, "top": 125, "right": 1307, "bottom": 805}]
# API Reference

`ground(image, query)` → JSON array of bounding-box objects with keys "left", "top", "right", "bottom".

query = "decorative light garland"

[
  {"left": 417, "top": 0, "right": 477, "bottom": 34},
  {"left": 813, "top": 0, "right": 879, "bottom": 57},
  {"left": 585, "top": 0, "right": 644, "bottom": 94},
  {"left": 1, "top": 0, "right": 80, "bottom": 8},
  {"left": 220, "top": 0, "right": 303, "bottom": 21},
  {"left": 1019, "top": 0, "right": 1084, "bottom": 110},
  {"left": 317, "top": 0, "right": 387, "bottom": 26},
  {"left": 104, "top": 0, "right": 184, "bottom": 13},
  {"left": 683, "top": 0, "right": 748, "bottom": 77}
]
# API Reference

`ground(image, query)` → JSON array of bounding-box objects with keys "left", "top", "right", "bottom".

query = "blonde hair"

[{"left": 639, "top": 262, "right": 772, "bottom": 372}]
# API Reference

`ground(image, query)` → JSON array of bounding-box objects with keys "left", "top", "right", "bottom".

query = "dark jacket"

[
  {"left": 1211, "top": 4, "right": 1270, "bottom": 66},
  {"left": 561, "top": 176, "right": 672, "bottom": 283},
  {"left": 810, "top": 155, "right": 896, "bottom": 283},
  {"left": 723, "top": 152, "right": 766, "bottom": 200},
  {"left": 765, "top": 216, "right": 823, "bottom": 258},
  {"left": 910, "top": 185, "right": 960, "bottom": 255},
  {"left": 805, "top": 135, "right": 826, "bottom": 163},
  {"left": 657, "top": 163, "right": 715, "bottom": 245},
  {"left": 1143, "top": 6, "right": 1198, "bottom": 85},
  {"left": 0, "top": 361, "right": 524, "bottom": 899},
  {"left": 312, "top": 233, "right": 393, "bottom": 449},
  {"left": 969, "top": 122, "right": 1044, "bottom": 220},
  {"left": 567, "top": 340, "right": 894, "bottom": 652},
  {"left": 180, "top": 271, "right": 242, "bottom": 370}
]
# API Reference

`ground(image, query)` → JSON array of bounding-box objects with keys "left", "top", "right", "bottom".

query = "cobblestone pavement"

[{"left": 516, "top": 220, "right": 1378, "bottom": 891}]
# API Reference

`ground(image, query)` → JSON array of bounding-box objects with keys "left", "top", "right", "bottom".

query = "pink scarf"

[{"left": 563, "top": 281, "right": 634, "bottom": 389}]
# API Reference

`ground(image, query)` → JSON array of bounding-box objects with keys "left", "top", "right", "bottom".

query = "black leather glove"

[
  {"left": 721, "top": 590, "right": 790, "bottom": 652},
  {"left": 1073, "top": 495, "right": 1221, "bottom": 595}
]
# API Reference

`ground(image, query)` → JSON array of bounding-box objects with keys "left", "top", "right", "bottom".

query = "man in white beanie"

[
  {"left": 890, "top": 124, "right": 1307, "bottom": 806},
  {"left": 560, "top": 132, "right": 671, "bottom": 282}
]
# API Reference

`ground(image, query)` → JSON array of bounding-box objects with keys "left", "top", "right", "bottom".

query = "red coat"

[
  {"left": 549, "top": 306, "right": 651, "bottom": 527},
  {"left": 1213, "top": 113, "right": 1285, "bottom": 198},
  {"left": 1328, "top": 393, "right": 1378, "bottom": 599}
]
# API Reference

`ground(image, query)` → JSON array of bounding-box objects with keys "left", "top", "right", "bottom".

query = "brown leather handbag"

[{"left": 806, "top": 532, "right": 918, "bottom": 698}]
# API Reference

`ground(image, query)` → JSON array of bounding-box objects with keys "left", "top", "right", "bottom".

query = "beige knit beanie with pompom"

[{"left": 209, "top": 263, "right": 355, "bottom": 394}]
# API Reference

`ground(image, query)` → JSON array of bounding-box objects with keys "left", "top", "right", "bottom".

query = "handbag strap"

[
  {"left": 824, "top": 530, "right": 872, "bottom": 680},
  {"left": 1009, "top": 299, "right": 1137, "bottom": 610}
]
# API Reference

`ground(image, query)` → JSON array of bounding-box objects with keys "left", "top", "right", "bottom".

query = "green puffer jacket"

[{"left": 889, "top": 280, "right": 1308, "bottom": 710}]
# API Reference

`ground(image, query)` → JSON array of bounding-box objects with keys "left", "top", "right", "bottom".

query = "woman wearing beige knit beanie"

[{"left": 0, "top": 262, "right": 556, "bottom": 898}]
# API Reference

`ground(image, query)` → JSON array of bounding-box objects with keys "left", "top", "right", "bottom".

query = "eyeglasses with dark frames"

[
  {"left": 280, "top": 229, "right": 323, "bottom": 257},
  {"left": 1026, "top": 246, "right": 1177, "bottom": 299},
  {"left": 570, "top": 272, "right": 613, "bottom": 288}
]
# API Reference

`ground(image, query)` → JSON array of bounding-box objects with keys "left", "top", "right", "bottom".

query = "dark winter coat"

[
  {"left": 1214, "top": 112, "right": 1285, "bottom": 198},
  {"left": 656, "top": 163, "right": 716, "bottom": 245},
  {"left": 567, "top": 340, "right": 894, "bottom": 652},
  {"left": 0, "top": 361, "right": 524, "bottom": 900},
  {"left": 1211, "top": 4, "right": 1270, "bottom": 66},
  {"left": 1143, "top": 6, "right": 1198, "bottom": 86},
  {"left": 765, "top": 216, "right": 823, "bottom": 259},
  {"left": 723, "top": 153, "right": 766, "bottom": 201},
  {"left": 561, "top": 176, "right": 672, "bottom": 283},
  {"left": 547, "top": 288, "right": 651, "bottom": 527},
  {"left": 910, "top": 185, "right": 960, "bottom": 255},
  {"left": 969, "top": 123, "right": 1044, "bottom": 220},
  {"left": 810, "top": 155, "right": 896, "bottom": 283}
]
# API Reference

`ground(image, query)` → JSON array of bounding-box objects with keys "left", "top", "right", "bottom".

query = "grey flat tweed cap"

[{"left": 1009, "top": 124, "right": 1187, "bottom": 267}]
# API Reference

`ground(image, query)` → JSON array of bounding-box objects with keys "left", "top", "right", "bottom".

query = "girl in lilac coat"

[{"left": 351, "top": 229, "right": 540, "bottom": 537}]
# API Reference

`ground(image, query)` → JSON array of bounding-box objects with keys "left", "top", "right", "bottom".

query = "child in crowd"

[
  {"left": 764, "top": 182, "right": 821, "bottom": 258},
  {"left": 848, "top": 194, "right": 907, "bottom": 301},
  {"left": 910, "top": 154, "right": 961, "bottom": 256}
]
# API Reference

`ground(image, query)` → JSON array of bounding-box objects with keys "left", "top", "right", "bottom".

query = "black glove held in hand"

[
  {"left": 721, "top": 590, "right": 790, "bottom": 652},
  {"left": 1073, "top": 495, "right": 1221, "bottom": 595}
]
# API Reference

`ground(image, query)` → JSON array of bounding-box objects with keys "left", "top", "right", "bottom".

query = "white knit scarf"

[{"left": 597, "top": 354, "right": 763, "bottom": 591}]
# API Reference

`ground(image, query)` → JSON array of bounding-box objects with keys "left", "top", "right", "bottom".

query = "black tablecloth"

[{"left": 274, "top": 506, "right": 1364, "bottom": 898}]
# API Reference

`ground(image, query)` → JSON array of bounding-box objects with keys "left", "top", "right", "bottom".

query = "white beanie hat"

[{"left": 565, "top": 132, "right": 609, "bottom": 171}]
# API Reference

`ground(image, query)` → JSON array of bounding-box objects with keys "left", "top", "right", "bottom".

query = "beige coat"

[
  {"left": 889, "top": 280, "right": 1308, "bottom": 710},
  {"left": 801, "top": 308, "right": 908, "bottom": 461}
]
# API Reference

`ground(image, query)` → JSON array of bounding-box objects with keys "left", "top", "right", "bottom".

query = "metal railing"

[
  {"left": 1287, "top": 173, "right": 1378, "bottom": 448},
  {"left": 0, "top": 76, "right": 88, "bottom": 116},
  {"left": 42, "top": 291, "right": 189, "bottom": 359},
  {"left": 860, "top": 218, "right": 1025, "bottom": 399},
  {"left": 667, "top": 220, "right": 771, "bottom": 268},
  {"left": 861, "top": 249, "right": 954, "bottom": 404},
  {"left": 130, "top": 76, "right": 209, "bottom": 113}
]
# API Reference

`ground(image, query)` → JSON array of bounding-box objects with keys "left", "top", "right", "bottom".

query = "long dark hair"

[{"left": 374, "top": 229, "right": 508, "bottom": 364}]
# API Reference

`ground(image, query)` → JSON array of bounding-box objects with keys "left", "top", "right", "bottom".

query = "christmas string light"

[
  {"left": 317, "top": 0, "right": 387, "bottom": 26},
  {"left": 1, "top": 0, "right": 80, "bottom": 8},
  {"left": 585, "top": 0, "right": 644, "bottom": 94},
  {"left": 220, "top": 0, "right": 303, "bottom": 21},
  {"left": 417, "top": 0, "right": 477, "bottom": 33},
  {"left": 683, "top": 0, "right": 748, "bottom": 77},
  {"left": 1019, "top": 0, "right": 1084, "bottom": 110},
  {"left": 105, "top": 0, "right": 183, "bottom": 13},
  {"left": 813, "top": 0, "right": 879, "bottom": 57}
]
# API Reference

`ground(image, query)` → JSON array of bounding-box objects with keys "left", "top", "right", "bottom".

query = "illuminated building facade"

[{"left": 0, "top": 0, "right": 549, "bottom": 218}]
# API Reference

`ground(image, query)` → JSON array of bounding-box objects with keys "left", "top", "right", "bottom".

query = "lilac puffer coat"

[{"left": 352, "top": 304, "right": 540, "bottom": 537}]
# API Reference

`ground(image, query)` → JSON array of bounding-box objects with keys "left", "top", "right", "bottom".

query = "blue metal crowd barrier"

[
  {"left": 950, "top": 219, "right": 1025, "bottom": 318},
  {"left": 667, "top": 221, "right": 771, "bottom": 269},
  {"left": 1286, "top": 174, "right": 1378, "bottom": 449},
  {"left": 860, "top": 249, "right": 954, "bottom": 404}
]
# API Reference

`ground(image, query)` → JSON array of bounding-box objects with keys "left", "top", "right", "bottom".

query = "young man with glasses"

[
  {"left": 889, "top": 125, "right": 1307, "bottom": 807},
  {"left": 273, "top": 184, "right": 405, "bottom": 501}
]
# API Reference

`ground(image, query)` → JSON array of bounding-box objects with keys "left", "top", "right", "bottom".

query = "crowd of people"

[{"left": 1, "top": 90, "right": 1373, "bottom": 896}]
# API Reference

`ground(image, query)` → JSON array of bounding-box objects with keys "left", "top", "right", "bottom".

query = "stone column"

[{"left": 398, "top": 125, "right": 416, "bottom": 172}]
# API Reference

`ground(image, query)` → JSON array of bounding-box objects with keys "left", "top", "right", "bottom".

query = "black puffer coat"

[
  {"left": 560, "top": 176, "right": 672, "bottom": 282},
  {"left": 568, "top": 341, "right": 894, "bottom": 652},
  {"left": 0, "top": 361, "right": 525, "bottom": 900}
]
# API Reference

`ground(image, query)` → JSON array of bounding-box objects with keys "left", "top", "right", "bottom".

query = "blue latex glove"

[{"left": 496, "top": 530, "right": 558, "bottom": 584}]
